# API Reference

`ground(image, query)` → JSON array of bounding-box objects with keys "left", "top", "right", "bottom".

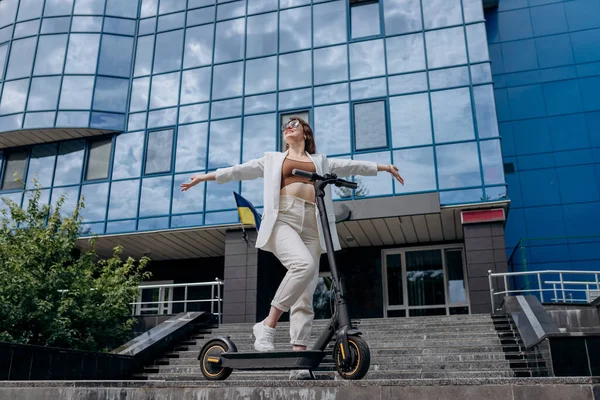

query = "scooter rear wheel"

[
  {"left": 199, "top": 339, "right": 234, "bottom": 380},
  {"left": 333, "top": 335, "right": 370, "bottom": 380}
]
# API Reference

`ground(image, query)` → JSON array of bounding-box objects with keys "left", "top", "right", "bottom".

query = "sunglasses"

[{"left": 281, "top": 119, "right": 300, "bottom": 132}]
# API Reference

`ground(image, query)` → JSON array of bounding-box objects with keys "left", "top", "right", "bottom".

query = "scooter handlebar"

[{"left": 291, "top": 169, "right": 358, "bottom": 189}]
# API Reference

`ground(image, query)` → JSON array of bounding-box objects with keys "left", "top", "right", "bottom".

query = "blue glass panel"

[
  {"left": 138, "top": 217, "right": 169, "bottom": 231},
  {"left": 153, "top": 30, "right": 183, "bottom": 73},
  {"left": 314, "top": 83, "right": 348, "bottom": 106},
  {"left": 208, "top": 118, "right": 241, "bottom": 169},
  {"left": 466, "top": 23, "right": 489, "bottom": 63},
  {"left": 391, "top": 146, "right": 436, "bottom": 195},
  {"left": 14, "top": 20, "right": 40, "bottom": 38},
  {"left": 479, "top": 140, "right": 504, "bottom": 185},
  {"left": 580, "top": 76, "right": 600, "bottom": 112},
  {"left": 23, "top": 189, "right": 50, "bottom": 209},
  {"left": 6, "top": 37, "right": 36, "bottom": 79},
  {"left": 158, "top": 11, "right": 185, "bottom": 31},
  {"left": 535, "top": 34, "right": 573, "bottom": 69},
  {"left": 0, "top": 0, "right": 18, "bottom": 27},
  {"left": 44, "top": 0, "right": 73, "bottom": 16},
  {"left": 106, "top": 0, "right": 139, "bottom": 18},
  {"left": 244, "top": 93, "right": 276, "bottom": 114},
  {"left": 205, "top": 180, "right": 238, "bottom": 211},
  {"left": 586, "top": 112, "right": 600, "bottom": 148},
  {"left": 212, "top": 62, "right": 243, "bottom": 99},
  {"left": 74, "top": 0, "right": 105, "bottom": 14},
  {"left": 108, "top": 179, "right": 139, "bottom": 219},
  {"left": 279, "top": 6, "right": 311, "bottom": 52},
  {"left": 93, "top": 77, "right": 129, "bottom": 112},
  {"left": 439, "top": 188, "right": 483, "bottom": 205},
  {"left": 352, "top": 152, "right": 392, "bottom": 196},
  {"left": 172, "top": 173, "right": 204, "bottom": 213},
  {"left": 150, "top": 72, "right": 180, "bottom": 108},
  {"left": 159, "top": 0, "right": 186, "bottom": 14},
  {"left": 314, "top": 104, "right": 350, "bottom": 155},
  {"left": 462, "top": 0, "right": 484, "bottom": 23},
  {"left": 388, "top": 72, "right": 427, "bottom": 96},
  {"left": 134, "top": 35, "right": 154, "bottom": 76},
  {"left": 563, "top": 203, "right": 600, "bottom": 237},
  {"left": 518, "top": 153, "right": 552, "bottom": 171},
  {"left": 390, "top": 93, "right": 431, "bottom": 148},
  {"left": 240, "top": 178, "right": 263, "bottom": 207},
  {"left": 570, "top": 29, "right": 600, "bottom": 64},
  {"left": 205, "top": 210, "right": 238, "bottom": 224},
  {"left": 147, "top": 107, "right": 177, "bottom": 128},
  {"left": 279, "top": 88, "right": 311, "bottom": 110},
  {"left": 501, "top": 40, "right": 538, "bottom": 74},
  {"left": 24, "top": 112, "right": 55, "bottom": 128},
  {"left": 214, "top": 18, "right": 244, "bottom": 63},
  {"left": 436, "top": 142, "right": 481, "bottom": 189},
  {"left": 281, "top": 0, "right": 310, "bottom": 8},
  {"left": 385, "top": 33, "right": 425, "bottom": 75},
  {"left": 171, "top": 213, "right": 203, "bottom": 228},
  {"left": 564, "top": 0, "right": 600, "bottom": 31},
  {"left": 50, "top": 185, "right": 79, "bottom": 218},
  {"left": 425, "top": 27, "right": 466, "bottom": 69},
  {"left": 27, "top": 77, "right": 60, "bottom": 111},
  {"left": 0, "top": 114, "right": 22, "bottom": 131},
  {"left": 351, "top": 2, "right": 380, "bottom": 39},
  {"left": 543, "top": 80, "right": 583, "bottom": 116},
  {"left": 113, "top": 131, "right": 144, "bottom": 179},
  {"left": 0, "top": 27, "right": 11, "bottom": 44},
  {"left": 140, "top": 0, "right": 158, "bottom": 17},
  {"left": 41, "top": 17, "right": 71, "bottom": 33},
  {"left": 530, "top": 3, "right": 568, "bottom": 36},
  {"left": 56, "top": 111, "right": 89, "bottom": 127},
  {"left": 245, "top": 56, "right": 277, "bottom": 95},
  {"left": 248, "top": 0, "right": 276, "bottom": 14},
  {"left": 351, "top": 78, "right": 386, "bottom": 100},
  {"left": 65, "top": 34, "right": 100, "bottom": 74},
  {"left": 54, "top": 140, "right": 85, "bottom": 186},
  {"left": 217, "top": 0, "right": 246, "bottom": 20},
  {"left": 59, "top": 76, "right": 94, "bottom": 110},
  {"left": 383, "top": 0, "right": 422, "bottom": 35},
  {"left": 349, "top": 39, "right": 385, "bottom": 79},
  {"left": 80, "top": 223, "right": 104, "bottom": 235},
  {"left": 507, "top": 84, "right": 546, "bottom": 120},
  {"left": 431, "top": 87, "right": 474, "bottom": 143},
  {"left": 187, "top": 7, "right": 215, "bottom": 26},
  {"left": 17, "top": 0, "right": 44, "bottom": 20},
  {"left": 184, "top": 25, "right": 214, "bottom": 68},
  {"left": 127, "top": 112, "right": 146, "bottom": 130},
  {"left": 497, "top": 8, "right": 533, "bottom": 41},
  {"left": 177, "top": 68, "right": 211, "bottom": 105},
  {"left": 471, "top": 63, "right": 492, "bottom": 85},
  {"left": 354, "top": 101, "right": 387, "bottom": 150},
  {"left": 485, "top": 186, "right": 507, "bottom": 201},
  {"left": 98, "top": 35, "right": 133, "bottom": 77},
  {"left": 512, "top": 119, "right": 550, "bottom": 156},
  {"left": 428, "top": 67, "right": 469, "bottom": 90},
  {"left": 71, "top": 16, "right": 102, "bottom": 32},
  {"left": 313, "top": 1, "right": 346, "bottom": 47},
  {"left": 423, "top": 0, "right": 461, "bottom": 30},
  {"left": 0, "top": 192, "right": 22, "bottom": 213},
  {"left": 555, "top": 148, "right": 594, "bottom": 168},
  {"left": 176, "top": 122, "right": 208, "bottom": 172},
  {"left": 26, "top": 144, "right": 57, "bottom": 188},
  {"left": 80, "top": 183, "right": 109, "bottom": 222},
  {"left": 246, "top": 12, "right": 277, "bottom": 58},
  {"left": 473, "top": 85, "right": 499, "bottom": 139},
  {"left": 130, "top": 77, "right": 150, "bottom": 112},
  {"left": 106, "top": 220, "right": 136, "bottom": 233},
  {"left": 0, "top": 79, "right": 29, "bottom": 115},
  {"left": 140, "top": 175, "right": 172, "bottom": 217},
  {"left": 211, "top": 98, "right": 242, "bottom": 119},
  {"left": 557, "top": 165, "right": 600, "bottom": 204},
  {"left": 314, "top": 45, "right": 347, "bottom": 85},
  {"left": 33, "top": 34, "right": 67, "bottom": 75},
  {"left": 138, "top": 17, "right": 156, "bottom": 35},
  {"left": 279, "top": 51, "right": 312, "bottom": 91},
  {"left": 519, "top": 169, "right": 561, "bottom": 207},
  {"left": 179, "top": 103, "right": 209, "bottom": 123},
  {"left": 243, "top": 113, "right": 276, "bottom": 162},
  {"left": 90, "top": 112, "right": 125, "bottom": 130}
]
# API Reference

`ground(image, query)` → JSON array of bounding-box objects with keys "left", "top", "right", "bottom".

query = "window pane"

[
  {"left": 44, "top": 0, "right": 74, "bottom": 16},
  {"left": 390, "top": 93, "right": 432, "bottom": 148},
  {"left": 60, "top": 76, "right": 94, "bottom": 110},
  {"left": 314, "top": 83, "right": 348, "bottom": 106},
  {"left": 393, "top": 147, "right": 436, "bottom": 194},
  {"left": 0, "top": 114, "right": 23, "bottom": 131},
  {"left": 158, "top": 11, "right": 185, "bottom": 32},
  {"left": 279, "top": 88, "right": 311, "bottom": 110},
  {"left": 6, "top": 37, "right": 37, "bottom": 80},
  {"left": 350, "top": 39, "right": 385, "bottom": 79},
  {"left": 17, "top": 0, "right": 44, "bottom": 21},
  {"left": 183, "top": 25, "right": 214, "bottom": 69},
  {"left": 150, "top": 72, "right": 180, "bottom": 108},
  {"left": 139, "top": 175, "right": 172, "bottom": 217},
  {"left": 279, "top": 6, "right": 311, "bottom": 53},
  {"left": 106, "top": 0, "right": 139, "bottom": 18},
  {"left": 406, "top": 250, "right": 445, "bottom": 306},
  {"left": 246, "top": 12, "right": 277, "bottom": 58},
  {"left": 384, "top": 0, "right": 422, "bottom": 35},
  {"left": 279, "top": 51, "right": 311, "bottom": 90},
  {"left": 245, "top": 56, "right": 276, "bottom": 95},
  {"left": 466, "top": 23, "right": 489, "bottom": 63},
  {"left": 180, "top": 67, "right": 211, "bottom": 104},
  {"left": 0, "top": 45, "right": 7, "bottom": 79},
  {"left": 41, "top": 17, "right": 71, "bottom": 33},
  {"left": 353, "top": 151, "right": 392, "bottom": 196},
  {"left": 54, "top": 140, "right": 85, "bottom": 186},
  {"left": 138, "top": 17, "right": 156, "bottom": 35},
  {"left": 130, "top": 77, "right": 150, "bottom": 112},
  {"left": 351, "top": 2, "right": 380, "bottom": 39},
  {"left": 2, "top": 151, "right": 27, "bottom": 190},
  {"left": 425, "top": 27, "right": 467, "bottom": 69},
  {"left": 212, "top": 62, "right": 243, "bottom": 99},
  {"left": 71, "top": 16, "right": 102, "bottom": 32},
  {"left": 388, "top": 72, "right": 427, "bottom": 95},
  {"left": 24, "top": 111, "right": 55, "bottom": 128},
  {"left": 217, "top": 0, "right": 246, "bottom": 20},
  {"left": 208, "top": 118, "right": 241, "bottom": 169},
  {"left": 127, "top": 112, "right": 146, "bottom": 131},
  {"left": 248, "top": 0, "right": 276, "bottom": 14},
  {"left": 147, "top": 107, "right": 176, "bottom": 128},
  {"left": 113, "top": 131, "right": 144, "bottom": 179},
  {"left": 33, "top": 34, "right": 67, "bottom": 75},
  {"left": 106, "top": 219, "right": 135, "bottom": 233},
  {"left": 27, "top": 77, "right": 61, "bottom": 111},
  {"left": 176, "top": 122, "right": 208, "bottom": 172},
  {"left": 313, "top": 1, "right": 347, "bottom": 47},
  {"left": 14, "top": 20, "right": 40, "bottom": 38},
  {"left": 90, "top": 112, "right": 125, "bottom": 130},
  {"left": 140, "top": 0, "right": 158, "bottom": 18},
  {"left": 446, "top": 249, "right": 466, "bottom": 304},
  {"left": 214, "top": 18, "right": 244, "bottom": 63},
  {"left": 65, "top": 34, "right": 100, "bottom": 74},
  {"left": 172, "top": 173, "right": 204, "bottom": 213},
  {"left": 431, "top": 87, "right": 474, "bottom": 143},
  {"left": 145, "top": 129, "right": 174, "bottom": 174},
  {"left": 86, "top": 138, "right": 112, "bottom": 180},
  {"left": 473, "top": 84, "right": 499, "bottom": 139},
  {"left": 423, "top": 0, "right": 462, "bottom": 30},
  {"left": 74, "top": 0, "right": 105, "bottom": 14},
  {"left": 153, "top": 30, "right": 183, "bottom": 74},
  {"left": 0, "top": 0, "right": 19, "bottom": 26},
  {"left": 314, "top": 104, "right": 350, "bottom": 155},
  {"left": 436, "top": 142, "right": 481, "bottom": 189},
  {"left": 386, "top": 33, "right": 425, "bottom": 75},
  {"left": 56, "top": 111, "right": 89, "bottom": 127},
  {"left": 93, "top": 77, "right": 129, "bottom": 112},
  {"left": 0, "top": 79, "right": 29, "bottom": 115},
  {"left": 50, "top": 186, "right": 79, "bottom": 218},
  {"left": 98, "top": 35, "right": 134, "bottom": 77},
  {"left": 159, "top": 0, "right": 186, "bottom": 14},
  {"left": 350, "top": 77, "right": 386, "bottom": 100},
  {"left": 134, "top": 35, "right": 154, "bottom": 76},
  {"left": 205, "top": 180, "right": 238, "bottom": 211},
  {"left": 354, "top": 101, "right": 387, "bottom": 151},
  {"left": 480, "top": 140, "right": 505, "bottom": 185},
  {"left": 211, "top": 98, "right": 241, "bottom": 119},
  {"left": 281, "top": 0, "right": 310, "bottom": 8},
  {"left": 108, "top": 179, "right": 139, "bottom": 219},
  {"left": 179, "top": 103, "right": 209, "bottom": 123},
  {"left": 314, "top": 45, "right": 347, "bottom": 85},
  {"left": 80, "top": 182, "right": 109, "bottom": 222},
  {"left": 243, "top": 113, "right": 276, "bottom": 162},
  {"left": 463, "top": 0, "right": 484, "bottom": 23},
  {"left": 187, "top": 7, "right": 214, "bottom": 26},
  {"left": 471, "top": 63, "right": 492, "bottom": 85},
  {"left": 244, "top": 93, "right": 276, "bottom": 114},
  {"left": 104, "top": 17, "right": 137, "bottom": 35},
  {"left": 428, "top": 66, "right": 469, "bottom": 90}
]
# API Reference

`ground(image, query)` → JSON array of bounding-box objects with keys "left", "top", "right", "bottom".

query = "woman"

[{"left": 181, "top": 117, "right": 404, "bottom": 379}]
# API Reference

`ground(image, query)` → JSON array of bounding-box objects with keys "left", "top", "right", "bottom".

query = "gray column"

[
  {"left": 222, "top": 230, "right": 258, "bottom": 324},
  {"left": 463, "top": 221, "right": 508, "bottom": 314}
]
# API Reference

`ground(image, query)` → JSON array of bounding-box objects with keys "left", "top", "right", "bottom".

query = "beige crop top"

[{"left": 281, "top": 158, "right": 316, "bottom": 188}]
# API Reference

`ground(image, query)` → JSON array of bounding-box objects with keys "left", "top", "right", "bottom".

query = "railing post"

[
  {"left": 211, "top": 283, "right": 215, "bottom": 315},
  {"left": 537, "top": 273, "right": 544, "bottom": 303},
  {"left": 560, "top": 272, "right": 566, "bottom": 302},
  {"left": 553, "top": 284, "right": 557, "bottom": 302},
  {"left": 217, "top": 278, "right": 222, "bottom": 324},
  {"left": 488, "top": 270, "right": 495, "bottom": 313},
  {"left": 184, "top": 285, "right": 188, "bottom": 312}
]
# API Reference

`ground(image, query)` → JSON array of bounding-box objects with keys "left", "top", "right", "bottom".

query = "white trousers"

[{"left": 267, "top": 195, "right": 321, "bottom": 347}]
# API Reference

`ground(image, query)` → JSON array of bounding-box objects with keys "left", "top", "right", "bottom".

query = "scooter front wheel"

[
  {"left": 333, "top": 335, "right": 370, "bottom": 380},
  {"left": 199, "top": 339, "right": 234, "bottom": 380}
]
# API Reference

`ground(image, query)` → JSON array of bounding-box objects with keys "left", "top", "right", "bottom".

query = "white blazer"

[{"left": 215, "top": 151, "right": 378, "bottom": 254}]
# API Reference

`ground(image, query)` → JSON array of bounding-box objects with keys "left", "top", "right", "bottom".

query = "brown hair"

[{"left": 285, "top": 117, "right": 316, "bottom": 154}]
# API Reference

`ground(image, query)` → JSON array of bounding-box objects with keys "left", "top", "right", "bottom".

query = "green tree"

[{"left": 0, "top": 185, "right": 150, "bottom": 352}]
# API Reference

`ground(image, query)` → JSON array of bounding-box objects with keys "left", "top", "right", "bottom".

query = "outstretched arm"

[
  {"left": 180, "top": 157, "right": 264, "bottom": 191},
  {"left": 328, "top": 158, "right": 404, "bottom": 185}
]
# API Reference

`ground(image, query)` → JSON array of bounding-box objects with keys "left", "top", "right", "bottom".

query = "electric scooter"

[{"left": 198, "top": 169, "right": 371, "bottom": 380}]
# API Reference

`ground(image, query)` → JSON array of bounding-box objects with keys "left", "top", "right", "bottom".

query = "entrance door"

[{"left": 382, "top": 246, "right": 469, "bottom": 317}]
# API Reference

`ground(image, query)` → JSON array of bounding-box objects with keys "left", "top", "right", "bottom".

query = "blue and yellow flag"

[{"left": 233, "top": 192, "right": 261, "bottom": 231}]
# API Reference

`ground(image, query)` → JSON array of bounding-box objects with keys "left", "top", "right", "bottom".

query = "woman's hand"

[
  {"left": 180, "top": 173, "right": 203, "bottom": 191},
  {"left": 387, "top": 164, "right": 404, "bottom": 185}
]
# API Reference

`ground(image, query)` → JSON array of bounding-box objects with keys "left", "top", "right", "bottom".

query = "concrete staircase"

[{"left": 134, "top": 314, "right": 534, "bottom": 381}]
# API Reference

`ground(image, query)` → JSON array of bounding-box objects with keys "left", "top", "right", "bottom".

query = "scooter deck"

[{"left": 219, "top": 350, "right": 326, "bottom": 370}]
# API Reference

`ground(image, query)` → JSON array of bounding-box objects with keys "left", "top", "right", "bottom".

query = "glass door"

[{"left": 136, "top": 281, "right": 173, "bottom": 315}]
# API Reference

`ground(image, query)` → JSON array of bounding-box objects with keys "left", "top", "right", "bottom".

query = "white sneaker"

[
  {"left": 252, "top": 320, "right": 275, "bottom": 351},
  {"left": 289, "top": 370, "right": 315, "bottom": 380}
]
